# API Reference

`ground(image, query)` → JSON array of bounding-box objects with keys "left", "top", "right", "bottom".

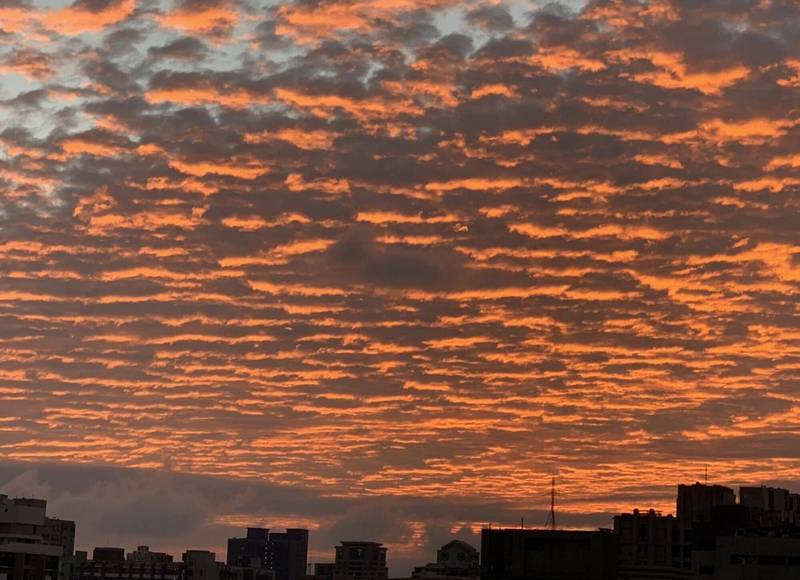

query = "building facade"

[
  {"left": 0, "top": 496, "right": 62, "bottom": 580},
  {"left": 42, "top": 518, "right": 76, "bottom": 580},
  {"left": 694, "top": 534, "right": 800, "bottom": 579},
  {"left": 480, "top": 528, "right": 617, "bottom": 580},
  {"left": 227, "top": 528, "right": 307, "bottom": 580},
  {"left": 182, "top": 551, "right": 222, "bottom": 580},
  {"left": 676, "top": 484, "right": 735, "bottom": 527},
  {"left": 739, "top": 485, "right": 800, "bottom": 527},
  {"left": 74, "top": 546, "right": 181, "bottom": 580},
  {"left": 614, "top": 510, "right": 692, "bottom": 580},
  {"left": 412, "top": 540, "right": 479, "bottom": 580},
  {"left": 333, "top": 542, "right": 387, "bottom": 580}
]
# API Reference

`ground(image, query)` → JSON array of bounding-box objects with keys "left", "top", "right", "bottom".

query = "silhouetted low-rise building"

[
  {"left": 480, "top": 528, "right": 617, "bottom": 580},
  {"left": 222, "top": 567, "right": 275, "bottom": 580},
  {"left": 92, "top": 549, "right": 125, "bottom": 563},
  {"left": 693, "top": 533, "right": 800, "bottom": 579},
  {"left": 333, "top": 542, "right": 387, "bottom": 580},
  {"left": 182, "top": 551, "right": 222, "bottom": 580},
  {"left": 129, "top": 547, "right": 174, "bottom": 564},
  {"left": 739, "top": 485, "right": 800, "bottom": 528},
  {"left": 75, "top": 547, "right": 180, "bottom": 580},
  {"left": 412, "top": 540, "right": 479, "bottom": 580},
  {"left": 305, "top": 563, "right": 334, "bottom": 580},
  {"left": 614, "top": 509, "right": 692, "bottom": 580}
]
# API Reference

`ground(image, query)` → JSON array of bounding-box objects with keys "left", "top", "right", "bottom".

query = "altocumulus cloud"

[{"left": 1, "top": 0, "right": 800, "bottom": 572}]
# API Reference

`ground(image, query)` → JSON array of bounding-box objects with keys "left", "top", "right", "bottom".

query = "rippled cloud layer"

[{"left": 1, "top": 0, "right": 800, "bottom": 567}]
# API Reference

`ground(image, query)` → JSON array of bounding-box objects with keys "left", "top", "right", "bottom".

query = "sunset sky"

[{"left": 1, "top": 0, "right": 800, "bottom": 574}]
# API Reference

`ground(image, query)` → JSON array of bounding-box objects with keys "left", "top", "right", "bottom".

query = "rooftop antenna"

[
  {"left": 544, "top": 476, "right": 557, "bottom": 530},
  {"left": 705, "top": 464, "right": 708, "bottom": 485}
]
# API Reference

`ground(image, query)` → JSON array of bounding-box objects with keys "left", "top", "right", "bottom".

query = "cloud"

[
  {"left": 1, "top": 1, "right": 800, "bottom": 570},
  {"left": 0, "top": 461, "right": 612, "bottom": 573}
]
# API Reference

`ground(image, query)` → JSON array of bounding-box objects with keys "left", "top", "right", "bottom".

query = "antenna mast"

[{"left": 544, "top": 476, "right": 557, "bottom": 530}]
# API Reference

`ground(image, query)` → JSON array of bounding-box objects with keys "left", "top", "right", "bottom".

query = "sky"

[{"left": 1, "top": 0, "right": 800, "bottom": 574}]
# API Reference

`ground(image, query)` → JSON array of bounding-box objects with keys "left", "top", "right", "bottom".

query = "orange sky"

[{"left": 1, "top": 0, "right": 800, "bottom": 574}]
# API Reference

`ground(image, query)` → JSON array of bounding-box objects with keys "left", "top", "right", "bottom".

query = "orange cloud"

[
  {"left": 42, "top": 0, "right": 136, "bottom": 35},
  {"left": 146, "top": 87, "right": 268, "bottom": 109},
  {"left": 609, "top": 49, "right": 750, "bottom": 94},
  {"left": 158, "top": 5, "right": 238, "bottom": 35},
  {"left": 285, "top": 173, "right": 350, "bottom": 195}
]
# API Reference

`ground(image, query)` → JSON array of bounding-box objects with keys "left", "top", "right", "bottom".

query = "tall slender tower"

[{"left": 544, "top": 476, "right": 557, "bottom": 530}]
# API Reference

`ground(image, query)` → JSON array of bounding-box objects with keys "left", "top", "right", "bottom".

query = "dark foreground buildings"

[
  {"left": 9, "top": 479, "right": 800, "bottom": 580},
  {"left": 226, "top": 528, "right": 308, "bottom": 580},
  {"left": 481, "top": 528, "right": 618, "bottom": 580},
  {"left": 0, "top": 495, "right": 74, "bottom": 580},
  {"left": 412, "top": 540, "right": 479, "bottom": 580},
  {"left": 479, "top": 482, "right": 800, "bottom": 580},
  {"left": 73, "top": 545, "right": 182, "bottom": 580},
  {"left": 333, "top": 541, "right": 388, "bottom": 580}
]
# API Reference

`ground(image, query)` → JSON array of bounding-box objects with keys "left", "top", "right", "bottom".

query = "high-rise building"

[
  {"left": 226, "top": 528, "right": 308, "bottom": 580},
  {"left": 228, "top": 529, "right": 269, "bottom": 570},
  {"left": 0, "top": 495, "right": 63, "bottom": 580},
  {"left": 265, "top": 530, "right": 307, "bottom": 580},
  {"left": 676, "top": 483, "right": 735, "bottom": 525},
  {"left": 333, "top": 542, "right": 387, "bottom": 580}
]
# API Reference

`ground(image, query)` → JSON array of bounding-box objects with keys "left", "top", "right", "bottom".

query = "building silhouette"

[
  {"left": 739, "top": 485, "right": 800, "bottom": 527},
  {"left": 694, "top": 534, "right": 800, "bottom": 579},
  {"left": 265, "top": 530, "right": 308, "bottom": 580},
  {"left": 0, "top": 495, "right": 64, "bottom": 580},
  {"left": 411, "top": 540, "right": 479, "bottom": 580},
  {"left": 333, "top": 542, "right": 388, "bottom": 580},
  {"left": 305, "top": 563, "right": 335, "bottom": 580},
  {"left": 480, "top": 528, "right": 618, "bottom": 580},
  {"left": 11, "top": 479, "right": 800, "bottom": 580},
  {"left": 613, "top": 482, "right": 800, "bottom": 579},
  {"left": 182, "top": 551, "right": 222, "bottom": 580},
  {"left": 91, "top": 549, "right": 124, "bottom": 562},
  {"left": 614, "top": 509, "right": 691, "bottom": 579},
  {"left": 676, "top": 484, "right": 735, "bottom": 527},
  {"left": 226, "top": 528, "right": 307, "bottom": 580},
  {"left": 74, "top": 546, "right": 181, "bottom": 580},
  {"left": 42, "top": 517, "right": 76, "bottom": 580},
  {"left": 128, "top": 547, "right": 175, "bottom": 564}
]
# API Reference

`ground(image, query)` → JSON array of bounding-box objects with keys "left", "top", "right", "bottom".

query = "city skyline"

[
  {"left": 5, "top": 477, "right": 800, "bottom": 579},
  {"left": 2, "top": 0, "right": 800, "bottom": 577},
  {"left": 4, "top": 470, "right": 800, "bottom": 576}
]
